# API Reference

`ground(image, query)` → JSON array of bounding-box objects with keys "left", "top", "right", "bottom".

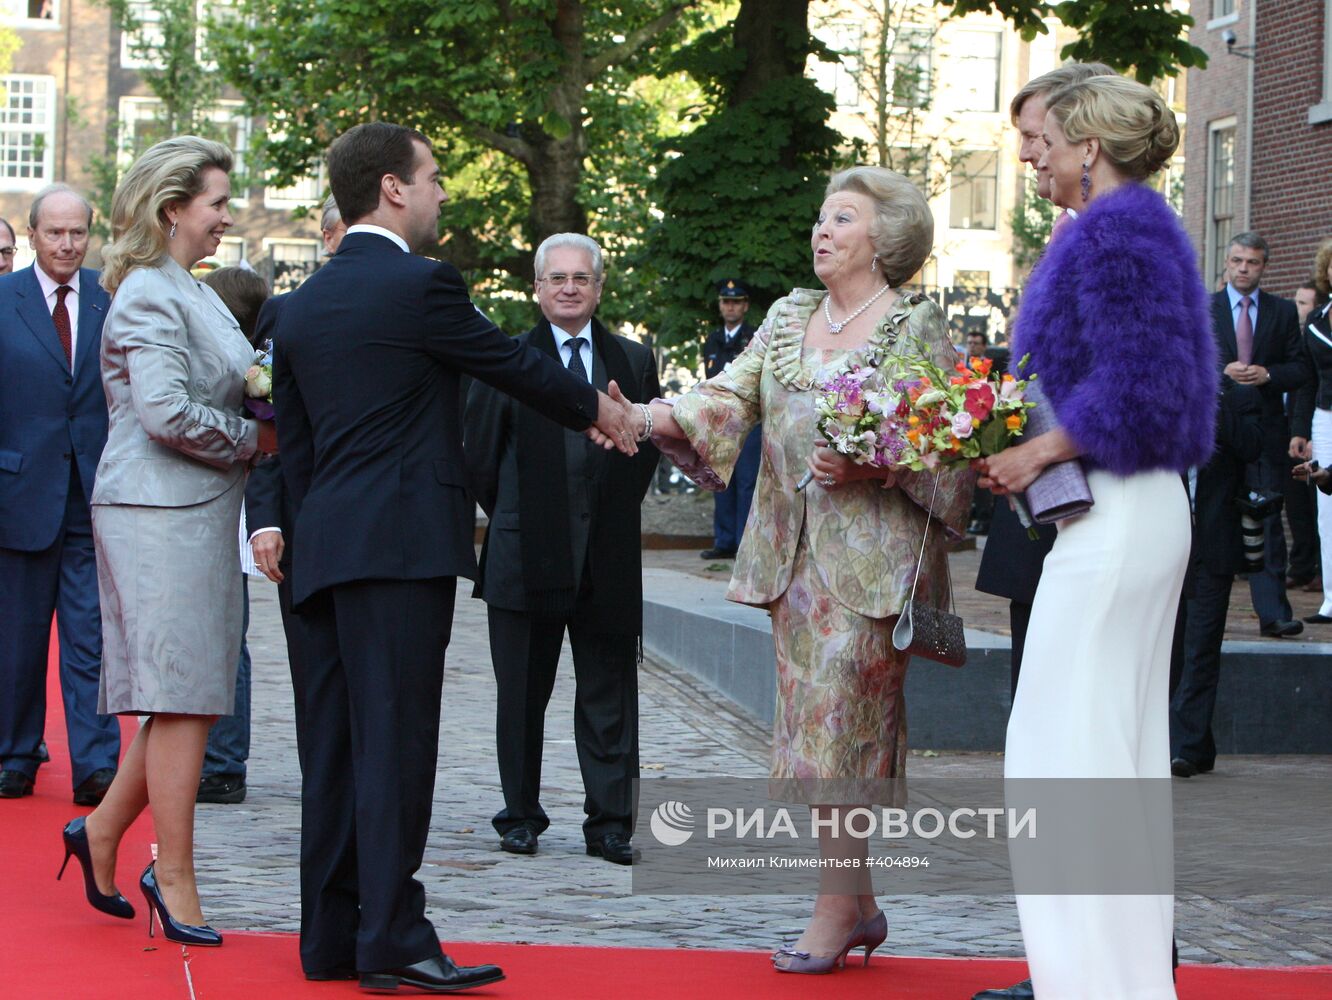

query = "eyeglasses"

[
  {"left": 538, "top": 272, "right": 596, "bottom": 288},
  {"left": 0, "top": 247, "right": 15, "bottom": 258}
]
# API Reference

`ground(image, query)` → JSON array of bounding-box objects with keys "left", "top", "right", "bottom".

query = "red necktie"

[
  {"left": 1236, "top": 295, "right": 1253, "bottom": 366},
  {"left": 53, "top": 284, "right": 72, "bottom": 370}
]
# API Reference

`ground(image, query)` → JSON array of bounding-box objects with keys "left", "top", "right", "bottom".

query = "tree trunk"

[{"left": 730, "top": 0, "right": 811, "bottom": 107}]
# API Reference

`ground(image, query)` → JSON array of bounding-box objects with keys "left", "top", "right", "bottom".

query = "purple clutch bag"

[{"left": 1018, "top": 381, "right": 1093, "bottom": 524}]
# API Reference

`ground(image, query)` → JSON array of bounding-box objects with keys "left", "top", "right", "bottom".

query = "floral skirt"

[{"left": 767, "top": 533, "right": 909, "bottom": 806}]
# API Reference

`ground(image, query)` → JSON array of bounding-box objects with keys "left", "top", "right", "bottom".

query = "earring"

[
  {"left": 871, "top": 254, "right": 879, "bottom": 272},
  {"left": 1080, "top": 163, "right": 1091, "bottom": 203},
  {"left": 168, "top": 222, "right": 177, "bottom": 239}
]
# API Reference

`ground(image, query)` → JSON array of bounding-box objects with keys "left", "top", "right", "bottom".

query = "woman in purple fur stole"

[{"left": 979, "top": 76, "right": 1217, "bottom": 1000}]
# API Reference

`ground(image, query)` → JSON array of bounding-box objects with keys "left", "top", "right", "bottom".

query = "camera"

[
  {"left": 1222, "top": 29, "right": 1237, "bottom": 47},
  {"left": 1236, "top": 489, "right": 1284, "bottom": 575}
]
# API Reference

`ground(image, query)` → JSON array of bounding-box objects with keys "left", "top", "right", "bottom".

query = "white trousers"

[
  {"left": 1005, "top": 469, "right": 1187, "bottom": 1000},
  {"left": 1311, "top": 408, "right": 1332, "bottom": 616}
]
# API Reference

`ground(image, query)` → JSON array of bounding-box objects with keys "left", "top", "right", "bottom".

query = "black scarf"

[{"left": 516, "top": 317, "right": 640, "bottom": 626}]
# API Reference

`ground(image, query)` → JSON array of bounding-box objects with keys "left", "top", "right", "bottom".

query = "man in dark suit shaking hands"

[
  {"left": 1211, "top": 233, "right": 1309, "bottom": 638},
  {"left": 465, "top": 234, "right": 660, "bottom": 866},
  {"left": 272, "top": 123, "right": 640, "bottom": 993}
]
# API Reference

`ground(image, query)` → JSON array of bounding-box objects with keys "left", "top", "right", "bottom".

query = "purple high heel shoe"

[
  {"left": 860, "top": 910, "right": 887, "bottom": 965},
  {"left": 772, "top": 916, "right": 869, "bottom": 975}
]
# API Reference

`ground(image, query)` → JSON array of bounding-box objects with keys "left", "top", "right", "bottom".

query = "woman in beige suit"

[
  {"left": 642, "top": 167, "right": 970, "bottom": 973},
  {"left": 57, "top": 136, "right": 274, "bottom": 946}
]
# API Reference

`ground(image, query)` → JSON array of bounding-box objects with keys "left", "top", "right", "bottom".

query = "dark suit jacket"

[
  {"left": 0, "top": 265, "right": 109, "bottom": 551},
  {"left": 1189, "top": 382, "right": 1264, "bottom": 582},
  {"left": 245, "top": 294, "right": 291, "bottom": 569},
  {"left": 1210, "top": 288, "right": 1306, "bottom": 424},
  {"left": 703, "top": 321, "right": 755, "bottom": 379},
  {"left": 465, "top": 319, "right": 660, "bottom": 631},
  {"left": 271, "top": 232, "right": 600, "bottom": 606},
  {"left": 1289, "top": 303, "right": 1332, "bottom": 440}
]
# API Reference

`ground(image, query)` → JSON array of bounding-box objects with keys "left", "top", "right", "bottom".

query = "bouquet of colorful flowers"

[
  {"left": 243, "top": 345, "right": 274, "bottom": 421},
  {"left": 805, "top": 343, "right": 1036, "bottom": 484}
]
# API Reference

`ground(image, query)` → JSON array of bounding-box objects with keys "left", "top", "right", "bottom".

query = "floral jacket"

[{"left": 665, "top": 288, "right": 972, "bottom": 619}]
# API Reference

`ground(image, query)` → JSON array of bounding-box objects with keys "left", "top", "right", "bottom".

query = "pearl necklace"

[{"left": 823, "top": 283, "right": 893, "bottom": 334}]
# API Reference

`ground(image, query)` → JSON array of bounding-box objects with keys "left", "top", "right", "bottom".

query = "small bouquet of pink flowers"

[
  {"left": 804, "top": 344, "right": 1036, "bottom": 484},
  {"left": 243, "top": 346, "right": 274, "bottom": 421}
]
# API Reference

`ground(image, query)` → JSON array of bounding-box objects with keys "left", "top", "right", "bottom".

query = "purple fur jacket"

[{"left": 1011, "top": 182, "right": 1217, "bottom": 475}]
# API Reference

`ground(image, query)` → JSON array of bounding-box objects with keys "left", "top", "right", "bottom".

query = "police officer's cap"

[{"left": 717, "top": 279, "right": 749, "bottom": 299}]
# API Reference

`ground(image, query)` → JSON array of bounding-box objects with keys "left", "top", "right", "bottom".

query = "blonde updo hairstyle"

[
  {"left": 1044, "top": 75, "right": 1179, "bottom": 181},
  {"left": 1313, "top": 238, "right": 1332, "bottom": 299},
  {"left": 100, "top": 135, "right": 234, "bottom": 294},
  {"left": 824, "top": 166, "right": 934, "bottom": 286}
]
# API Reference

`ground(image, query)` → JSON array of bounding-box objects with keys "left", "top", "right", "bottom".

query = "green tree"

[
  {"left": 935, "top": 0, "right": 1206, "bottom": 82},
  {"left": 1008, "top": 171, "right": 1055, "bottom": 272},
  {"left": 641, "top": 0, "right": 845, "bottom": 360},
  {"left": 212, "top": 0, "right": 702, "bottom": 332}
]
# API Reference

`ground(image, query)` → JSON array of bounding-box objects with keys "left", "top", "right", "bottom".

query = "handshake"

[{"left": 585, "top": 381, "right": 653, "bottom": 455}]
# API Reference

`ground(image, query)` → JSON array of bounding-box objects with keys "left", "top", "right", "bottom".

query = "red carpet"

[{"left": 5, "top": 630, "right": 1331, "bottom": 999}]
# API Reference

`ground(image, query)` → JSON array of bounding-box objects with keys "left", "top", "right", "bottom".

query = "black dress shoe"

[
  {"left": 197, "top": 773, "right": 247, "bottom": 804},
  {"left": 1171, "top": 757, "right": 1199, "bottom": 778},
  {"left": 1304, "top": 613, "right": 1332, "bottom": 624},
  {"left": 306, "top": 965, "right": 358, "bottom": 981},
  {"left": 499, "top": 827, "right": 538, "bottom": 855},
  {"left": 699, "top": 548, "right": 736, "bottom": 560},
  {"left": 0, "top": 769, "right": 34, "bottom": 798},
  {"left": 359, "top": 953, "right": 504, "bottom": 994},
  {"left": 972, "top": 978, "right": 1034, "bottom": 1000},
  {"left": 586, "top": 832, "right": 637, "bottom": 865},
  {"left": 73, "top": 768, "right": 117, "bottom": 806},
  {"left": 1259, "top": 619, "right": 1304, "bottom": 638}
]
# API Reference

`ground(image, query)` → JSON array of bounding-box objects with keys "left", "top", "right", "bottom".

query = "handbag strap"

[{"left": 904, "top": 472, "right": 953, "bottom": 613}]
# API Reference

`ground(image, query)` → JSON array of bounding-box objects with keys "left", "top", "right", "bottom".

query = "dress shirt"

[
  {"left": 33, "top": 263, "right": 80, "bottom": 361},
  {"left": 723, "top": 323, "right": 743, "bottom": 344},
  {"left": 344, "top": 224, "right": 410, "bottom": 253},
  {"left": 551, "top": 321, "right": 594, "bottom": 383}
]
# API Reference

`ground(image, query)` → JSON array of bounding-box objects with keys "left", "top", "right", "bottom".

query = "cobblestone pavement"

[{"left": 196, "top": 575, "right": 1332, "bottom": 968}]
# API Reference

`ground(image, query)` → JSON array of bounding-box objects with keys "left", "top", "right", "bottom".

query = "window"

[
  {"left": 264, "top": 238, "right": 320, "bottom": 263},
  {"left": 119, "top": 0, "right": 235, "bottom": 70},
  {"left": 889, "top": 145, "right": 931, "bottom": 195},
  {"left": 949, "top": 30, "right": 1001, "bottom": 113},
  {"left": 119, "top": 1, "right": 166, "bottom": 69},
  {"left": 265, "top": 162, "right": 326, "bottom": 209},
  {"left": 812, "top": 20, "right": 862, "bottom": 109},
  {"left": 889, "top": 27, "right": 932, "bottom": 109},
  {"left": 1211, "top": 0, "right": 1235, "bottom": 19},
  {"left": 213, "top": 236, "right": 245, "bottom": 266},
  {"left": 949, "top": 150, "right": 998, "bottom": 230},
  {"left": 0, "top": 75, "right": 56, "bottom": 192},
  {"left": 1, "top": 0, "right": 59, "bottom": 25},
  {"left": 1314, "top": 0, "right": 1332, "bottom": 125},
  {"left": 118, "top": 97, "right": 250, "bottom": 177},
  {"left": 1207, "top": 123, "right": 1236, "bottom": 287}
]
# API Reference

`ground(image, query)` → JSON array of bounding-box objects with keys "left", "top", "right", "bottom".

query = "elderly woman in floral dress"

[{"left": 638, "top": 166, "right": 970, "bottom": 974}]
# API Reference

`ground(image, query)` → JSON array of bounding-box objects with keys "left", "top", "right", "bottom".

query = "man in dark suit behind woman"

[
  {"left": 1211, "top": 233, "right": 1309, "bottom": 638},
  {"left": 465, "top": 233, "right": 660, "bottom": 866},
  {"left": 271, "top": 122, "right": 639, "bottom": 993}
]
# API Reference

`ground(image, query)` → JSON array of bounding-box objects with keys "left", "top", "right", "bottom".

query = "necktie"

[
  {"left": 53, "top": 285, "right": 73, "bottom": 370},
  {"left": 1236, "top": 295, "right": 1254, "bottom": 366},
  {"left": 566, "top": 336, "right": 588, "bottom": 382}
]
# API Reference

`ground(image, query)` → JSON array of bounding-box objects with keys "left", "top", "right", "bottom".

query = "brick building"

[
  {"left": 1, "top": 1, "right": 323, "bottom": 283},
  {"left": 1184, "top": 0, "right": 1332, "bottom": 294}
]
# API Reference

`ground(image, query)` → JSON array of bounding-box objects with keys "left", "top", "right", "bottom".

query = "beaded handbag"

[{"left": 892, "top": 474, "right": 967, "bottom": 668}]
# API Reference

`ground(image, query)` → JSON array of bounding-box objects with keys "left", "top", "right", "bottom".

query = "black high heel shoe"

[
  {"left": 139, "top": 862, "right": 223, "bottom": 947},
  {"left": 58, "top": 817, "right": 134, "bottom": 919}
]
